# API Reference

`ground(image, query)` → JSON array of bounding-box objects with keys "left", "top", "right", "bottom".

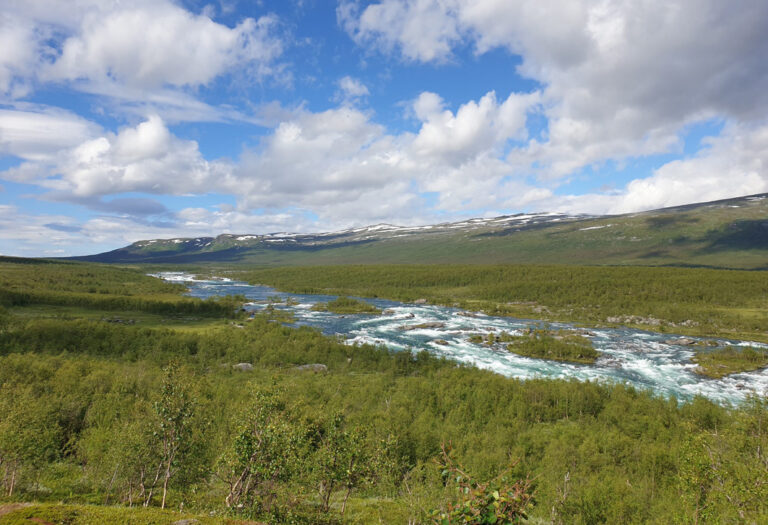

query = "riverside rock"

[
  {"left": 233, "top": 362, "right": 253, "bottom": 371},
  {"left": 295, "top": 363, "right": 328, "bottom": 373}
]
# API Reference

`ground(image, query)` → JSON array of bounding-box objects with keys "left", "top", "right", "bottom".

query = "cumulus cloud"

[
  {"left": 47, "top": 6, "right": 283, "bottom": 89},
  {"left": 1, "top": 114, "right": 235, "bottom": 200},
  {"left": 1, "top": 0, "right": 286, "bottom": 109},
  {"left": 340, "top": 0, "right": 768, "bottom": 180},
  {"left": 607, "top": 124, "right": 768, "bottom": 213}
]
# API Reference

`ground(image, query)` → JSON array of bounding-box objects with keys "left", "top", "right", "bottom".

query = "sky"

[{"left": 1, "top": 0, "right": 767, "bottom": 256}]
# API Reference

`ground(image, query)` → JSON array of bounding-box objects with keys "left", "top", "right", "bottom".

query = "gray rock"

[
  {"left": 295, "top": 363, "right": 328, "bottom": 373},
  {"left": 399, "top": 322, "right": 445, "bottom": 331},
  {"left": 173, "top": 520, "right": 200, "bottom": 525},
  {"left": 665, "top": 338, "right": 696, "bottom": 346},
  {"left": 413, "top": 298, "right": 428, "bottom": 304},
  {"left": 233, "top": 362, "right": 254, "bottom": 371},
  {"left": 434, "top": 339, "right": 449, "bottom": 345}
]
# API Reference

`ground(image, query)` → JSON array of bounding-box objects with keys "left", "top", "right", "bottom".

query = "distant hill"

[{"left": 72, "top": 194, "right": 768, "bottom": 269}]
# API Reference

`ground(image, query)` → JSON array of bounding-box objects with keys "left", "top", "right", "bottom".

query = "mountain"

[{"left": 73, "top": 194, "right": 768, "bottom": 269}]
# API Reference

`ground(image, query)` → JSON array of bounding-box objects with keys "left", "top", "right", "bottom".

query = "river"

[{"left": 156, "top": 272, "right": 768, "bottom": 405}]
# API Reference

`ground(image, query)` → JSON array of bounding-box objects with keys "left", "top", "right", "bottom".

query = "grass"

[
  {"left": 692, "top": 346, "right": 768, "bottom": 378},
  {"left": 311, "top": 296, "right": 381, "bottom": 315},
  {"left": 0, "top": 503, "right": 258, "bottom": 525},
  {"left": 8, "top": 304, "right": 229, "bottom": 332}
]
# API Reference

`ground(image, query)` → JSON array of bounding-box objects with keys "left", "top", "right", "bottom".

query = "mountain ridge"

[{"left": 71, "top": 193, "right": 768, "bottom": 269}]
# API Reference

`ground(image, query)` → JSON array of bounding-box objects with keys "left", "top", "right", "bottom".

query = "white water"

[{"left": 155, "top": 272, "right": 768, "bottom": 405}]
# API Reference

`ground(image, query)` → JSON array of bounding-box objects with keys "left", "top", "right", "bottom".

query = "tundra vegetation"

[
  {"left": 0, "top": 259, "right": 767, "bottom": 523},
  {"left": 311, "top": 296, "right": 382, "bottom": 315}
]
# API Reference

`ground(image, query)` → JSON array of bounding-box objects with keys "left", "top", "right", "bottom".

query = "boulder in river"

[
  {"left": 414, "top": 298, "right": 428, "bottom": 304},
  {"left": 399, "top": 322, "right": 445, "bottom": 331},
  {"left": 433, "top": 339, "right": 449, "bottom": 345},
  {"left": 295, "top": 363, "right": 328, "bottom": 373},
  {"left": 233, "top": 363, "right": 253, "bottom": 372},
  {"left": 665, "top": 337, "right": 696, "bottom": 346}
]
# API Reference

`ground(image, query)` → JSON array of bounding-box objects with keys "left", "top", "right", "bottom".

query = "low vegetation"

[
  {"left": 311, "top": 296, "right": 381, "bottom": 314},
  {"left": 507, "top": 330, "right": 599, "bottom": 365},
  {"left": 1, "top": 259, "right": 768, "bottom": 523},
  {"left": 237, "top": 264, "right": 768, "bottom": 342},
  {"left": 693, "top": 346, "right": 768, "bottom": 379}
]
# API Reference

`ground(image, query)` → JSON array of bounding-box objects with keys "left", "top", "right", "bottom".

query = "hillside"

[{"left": 73, "top": 193, "right": 768, "bottom": 269}]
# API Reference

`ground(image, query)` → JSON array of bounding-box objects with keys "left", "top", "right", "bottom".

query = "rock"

[
  {"left": 233, "top": 362, "right": 254, "bottom": 371},
  {"left": 382, "top": 309, "right": 396, "bottom": 315},
  {"left": 434, "top": 339, "right": 449, "bottom": 345},
  {"left": 456, "top": 311, "right": 478, "bottom": 318},
  {"left": 414, "top": 298, "right": 428, "bottom": 304},
  {"left": 404, "top": 313, "right": 415, "bottom": 319},
  {"left": 399, "top": 322, "right": 445, "bottom": 331},
  {"left": 173, "top": 520, "right": 200, "bottom": 525},
  {"left": 666, "top": 338, "right": 696, "bottom": 346},
  {"left": 295, "top": 363, "right": 328, "bottom": 373}
]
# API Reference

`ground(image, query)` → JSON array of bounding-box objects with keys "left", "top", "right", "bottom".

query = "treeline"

[
  {"left": 1, "top": 309, "right": 767, "bottom": 522},
  {"left": 238, "top": 265, "right": 768, "bottom": 339},
  {"left": 0, "top": 261, "right": 241, "bottom": 318}
]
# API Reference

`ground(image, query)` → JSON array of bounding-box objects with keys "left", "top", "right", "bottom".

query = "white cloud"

[
  {"left": 2, "top": 115, "right": 235, "bottom": 199},
  {"left": 411, "top": 90, "right": 537, "bottom": 163},
  {"left": 0, "top": 106, "right": 101, "bottom": 161},
  {"left": 607, "top": 124, "right": 768, "bottom": 214},
  {"left": 340, "top": 0, "right": 768, "bottom": 180},
  {"left": 336, "top": 76, "right": 370, "bottom": 103},
  {"left": 1, "top": 0, "right": 286, "bottom": 118},
  {"left": 47, "top": 5, "right": 283, "bottom": 89}
]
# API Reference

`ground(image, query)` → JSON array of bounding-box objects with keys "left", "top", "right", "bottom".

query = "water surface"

[{"left": 156, "top": 272, "right": 768, "bottom": 405}]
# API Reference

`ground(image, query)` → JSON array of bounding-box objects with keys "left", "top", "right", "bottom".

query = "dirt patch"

[{"left": 0, "top": 502, "right": 32, "bottom": 516}]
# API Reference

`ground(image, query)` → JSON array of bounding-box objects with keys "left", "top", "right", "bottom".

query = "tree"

[
  {"left": 0, "top": 384, "right": 60, "bottom": 497},
  {"left": 310, "top": 413, "right": 371, "bottom": 515},
  {"left": 217, "top": 386, "right": 297, "bottom": 513},
  {"left": 153, "top": 362, "right": 195, "bottom": 509},
  {"left": 429, "top": 443, "right": 534, "bottom": 524}
]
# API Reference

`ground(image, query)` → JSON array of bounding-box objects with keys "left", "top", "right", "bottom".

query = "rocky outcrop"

[{"left": 233, "top": 362, "right": 253, "bottom": 371}]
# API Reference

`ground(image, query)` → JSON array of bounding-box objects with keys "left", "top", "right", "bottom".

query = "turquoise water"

[{"left": 156, "top": 272, "right": 768, "bottom": 405}]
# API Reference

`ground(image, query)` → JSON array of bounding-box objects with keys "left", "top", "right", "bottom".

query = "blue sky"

[{"left": 1, "top": 0, "right": 767, "bottom": 256}]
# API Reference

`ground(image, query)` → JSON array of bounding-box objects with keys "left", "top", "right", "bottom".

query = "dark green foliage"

[
  {"left": 2, "top": 259, "right": 768, "bottom": 523},
  {"left": 0, "top": 261, "right": 242, "bottom": 318},
  {"left": 311, "top": 296, "right": 381, "bottom": 314},
  {"left": 692, "top": 346, "right": 768, "bottom": 378},
  {"left": 507, "top": 331, "right": 599, "bottom": 364},
  {"left": 430, "top": 444, "right": 534, "bottom": 524},
  {"left": 238, "top": 264, "right": 768, "bottom": 341}
]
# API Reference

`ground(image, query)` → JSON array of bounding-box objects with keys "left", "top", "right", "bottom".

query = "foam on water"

[{"left": 154, "top": 272, "right": 768, "bottom": 405}]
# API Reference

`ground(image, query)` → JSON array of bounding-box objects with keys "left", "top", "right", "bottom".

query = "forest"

[{"left": 1, "top": 259, "right": 767, "bottom": 523}]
